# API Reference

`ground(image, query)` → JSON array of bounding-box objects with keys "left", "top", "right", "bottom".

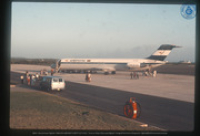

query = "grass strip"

[{"left": 10, "top": 90, "right": 163, "bottom": 131}]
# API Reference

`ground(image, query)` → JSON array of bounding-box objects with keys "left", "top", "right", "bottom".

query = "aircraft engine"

[
  {"left": 140, "top": 63, "right": 148, "bottom": 68},
  {"left": 127, "top": 63, "right": 148, "bottom": 69},
  {"left": 127, "top": 63, "right": 140, "bottom": 69}
]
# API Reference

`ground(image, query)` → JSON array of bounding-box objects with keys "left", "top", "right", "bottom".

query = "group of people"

[
  {"left": 20, "top": 70, "right": 157, "bottom": 85},
  {"left": 130, "top": 70, "right": 157, "bottom": 79},
  {"left": 20, "top": 71, "right": 40, "bottom": 85},
  {"left": 130, "top": 72, "right": 139, "bottom": 79},
  {"left": 21, "top": 70, "right": 92, "bottom": 85}
]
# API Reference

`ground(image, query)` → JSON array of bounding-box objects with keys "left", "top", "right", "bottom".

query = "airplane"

[{"left": 51, "top": 44, "right": 181, "bottom": 74}]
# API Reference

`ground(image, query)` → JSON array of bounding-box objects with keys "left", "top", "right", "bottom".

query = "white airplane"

[{"left": 51, "top": 44, "right": 181, "bottom": 74}]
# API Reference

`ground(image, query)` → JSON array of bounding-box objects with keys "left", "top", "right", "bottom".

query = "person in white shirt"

[{"left": 20, "top": 75, "right": 24, "bottom": 84}]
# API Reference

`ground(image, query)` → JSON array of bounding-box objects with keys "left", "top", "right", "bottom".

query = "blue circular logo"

[{"left": 180, "top": 4, "right": 196, "bottom": 19}]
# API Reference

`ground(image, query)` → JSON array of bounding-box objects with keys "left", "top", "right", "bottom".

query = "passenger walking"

[
  {"left": 85, "top": 73, "right": 88, "bottom": 82},
  {"left": 131, "top": 72, "right": 139, "bottom": 79},
  {"left": 27, "top": 75, "right": 30, "bottom": 85},
  {"left": 130, "top": 72, "right": 133, "bottom": 79},
  {"left": 20, "top": 75, "right": 24, "bottom": 84},
  {"left": 30, "top": 75, "right": 32, "bottom": 86},
  {"left": 144, "top": 70, "right": 148, "bottom": 76},
  {"left": 85, "top": 73, "right": 91, "bottom": 82},
  {"left": 31, "top": 75, "right": 36, "bottom": 85},
  {"left": 25, "top": 71, "right": 29, "bottom": 84},
  {"left": 36, "top": 73, "right": 39, "bottom": 80},
  {"left": 40, "top": 70, "right": 43, "bottom": 75},
  {"left": 26, "top": 71, "right": 29, "bottom": 78},
  {"left": 88, "top": 73, "right": 91, "bottom": 82},
  {"left": 153, "top": 70, "right": 157, "bottom": 77},
  {"left": 134, "top": 72, "right": 139, "bottom": 79},
  {"left": 51, "top": 69, "right": 54, "bottom": 76}
]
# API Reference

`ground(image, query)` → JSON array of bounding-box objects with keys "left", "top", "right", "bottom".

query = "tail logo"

[
  {"left": 147, "top": 44, "right": 181, "bottom": 61},
  {"left": 159, "top": 51, "right": 164, "bottom": 55}
]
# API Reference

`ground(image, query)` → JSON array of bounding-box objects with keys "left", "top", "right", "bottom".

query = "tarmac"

[{"left": 10, "top": 64, "right": 195, "bottom": 103}]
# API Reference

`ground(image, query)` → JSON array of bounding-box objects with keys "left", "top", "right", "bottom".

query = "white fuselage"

[
  {"left": 56, "top": 58, "right": 166, "bottom": 72},
  {"left": 52, "top": 44, "right": 179, "bottom": 73}
]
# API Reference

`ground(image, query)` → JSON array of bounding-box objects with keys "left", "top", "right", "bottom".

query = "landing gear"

[
  {"left": 104, "top": 72, "right": 109, "bottom": 75},
  {"left": 111, "top": 71, "right": 116, "bottom": 74}
]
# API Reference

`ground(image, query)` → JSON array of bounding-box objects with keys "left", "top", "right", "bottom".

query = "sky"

[{"left": 11, "top": 2, "right": 196, "bottom": 62}]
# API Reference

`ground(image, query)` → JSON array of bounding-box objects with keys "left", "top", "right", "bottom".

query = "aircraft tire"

[
  {"left": 104, "top": 72, "right": 109, "bottom": 75},
  {"left": 111, "top": 71, "right": 116, "bottom": 74},
  {"left": 39, "top": 85, "right": 43, "bottom": 90},
  {"left": 47, "top": 86, "right": 52, "bottom": 92}
]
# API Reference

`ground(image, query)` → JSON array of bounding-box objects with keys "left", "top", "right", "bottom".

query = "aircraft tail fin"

[{"left": 147, "top": 44, "right": 181, "bottom": 61}]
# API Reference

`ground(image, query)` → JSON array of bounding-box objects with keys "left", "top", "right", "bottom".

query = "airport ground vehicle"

[{"left": 39, "top": 76, "right": 65, "bottom": 91}]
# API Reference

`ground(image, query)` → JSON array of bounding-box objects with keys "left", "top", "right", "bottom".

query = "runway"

[{"left": 10, "top": 70, "right": 194, "bottom": 131}]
